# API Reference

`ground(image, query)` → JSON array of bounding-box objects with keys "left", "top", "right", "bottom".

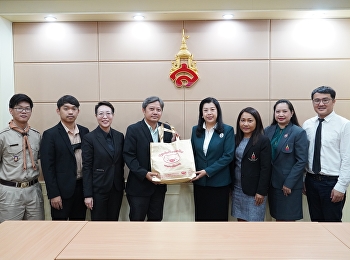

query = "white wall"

[{"left": 0, "top": 17, "right": 14, "bottom": 129}]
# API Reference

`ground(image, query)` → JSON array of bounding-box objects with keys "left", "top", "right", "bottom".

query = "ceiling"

[{"left": 1, "top": 0, "right": 350, "bottom": 22}]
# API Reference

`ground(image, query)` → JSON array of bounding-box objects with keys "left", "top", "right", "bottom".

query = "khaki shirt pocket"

[{"left": 5, "top": 144, "right": 22, "bottom": 166}]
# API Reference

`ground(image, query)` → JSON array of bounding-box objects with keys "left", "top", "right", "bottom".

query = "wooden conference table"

[
  {"left": 0, "top": 221, "right": 87, "bottom": 260},
  {"left": 1, "top": 221, "right": 350, "bottom": 260},
  {"left": 321, "top": 222, "right": 350, "bottom": 248}
]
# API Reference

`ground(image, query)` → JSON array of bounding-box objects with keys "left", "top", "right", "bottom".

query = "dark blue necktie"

[{"left": 312, "top": 118, "right": 324, "bottom": 174}]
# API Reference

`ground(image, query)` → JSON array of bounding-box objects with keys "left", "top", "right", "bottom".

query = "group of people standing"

[
  {"left": 192, "top": 86, "right": 350, "bottom": 223},
  {"left": 0, "top": 85, "right": 349, "bottom": 223}
]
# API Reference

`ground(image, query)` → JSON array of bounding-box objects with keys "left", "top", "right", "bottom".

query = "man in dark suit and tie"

[
  {"left": 40, "top": 95, "right": 89, "bottom": 220},
  {"left": 123, "top": 96, "right": 173, "bottom": 221}
]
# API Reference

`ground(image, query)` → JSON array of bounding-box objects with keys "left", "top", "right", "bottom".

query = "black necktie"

[
  {"left": 312, "top": 118, "right": 324, "bottom": 174},
  {"left": 106, "top": 133, "right": 115, "bottom": 153}
]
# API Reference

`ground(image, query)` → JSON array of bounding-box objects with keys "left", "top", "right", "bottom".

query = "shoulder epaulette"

[
  {"left": 30, "top": 128, "right": 41, "bottom": 134},
  {"left": 0, "top": 127, "right": 11, "bottom": 135}
]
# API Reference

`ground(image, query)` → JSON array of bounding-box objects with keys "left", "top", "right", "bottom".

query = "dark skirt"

[
  {"left": 193, "top": 184, "right": 230, "bottom": 221},
  {"left": 268, "top": 187, "right": 303, "bottom": 221}
]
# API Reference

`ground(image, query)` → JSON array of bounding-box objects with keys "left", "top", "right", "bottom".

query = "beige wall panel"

[
  {"left": 271, "top": 19, "right": 350, "bottom": 59},
  {"left": 99, "top": 21, "right": 183, "bottom": 61},
  {"left": 184, "top": 61, "right": 269, "bottom": 101},
  {"left": 28, "top": 100, "right": 187, "bottom": 137},
  {"left": 185, "top": 101, "right": 270, "bottom": 139},
  {"left": 333, "top": 100, "right": 350, "bottom": 120},
  {"left": 109, "top": 102, "right": 146, "bottom": 135},
  {"left": 185, "top": 20, "right": 270, "bottom": 60},
  {"left": 154, "top": 101, "right": 185, "bottom": 137},
  {"left": 14, "top": 63, "right": 99, "bottom": 102},
  {"left": 13, "top": 22, "right": 98, "bottom": 62},
  {"left": 109, "top": 101, "right": 185, "bottom": 137},
  {"left": 28, "top": 104, "right": 58, "bottom": 134},
  {"left": 29, "top": 103, "right": 96, "bottom": 134},
  {"left": 74, "top": 103, "right": 101, "bottom": 132},
  {"left": 270, "top": 60, "right": 350, "bottom": 100},
  {"left": 99, "top": 62, "right": 185, "bottom": 101}
]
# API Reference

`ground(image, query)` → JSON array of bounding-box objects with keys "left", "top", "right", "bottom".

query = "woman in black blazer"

[
  {"left": 231, "top": 107, "right": 272, "bottom": 221},
  {"left": 82, "top": 101, "right": 125, "bottom": 221}
]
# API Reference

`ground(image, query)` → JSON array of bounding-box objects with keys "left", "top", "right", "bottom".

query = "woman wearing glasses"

[
  {"left": 82, "top": 101, "right": 125, "bottom": 221},
  {"left": 265, "top": 99, "right": 308, "bottom": 221}
]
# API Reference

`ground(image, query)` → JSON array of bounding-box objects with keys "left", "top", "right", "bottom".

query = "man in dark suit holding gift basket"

[{"left": 123, "top": 96, "right": 174, "bottom": 221}]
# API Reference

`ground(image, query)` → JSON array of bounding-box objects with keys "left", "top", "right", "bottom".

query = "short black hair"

[
  {"left": 95, "top": 101, "right": 114, "bottom": 115},
  {"left": 311, "top": 86, "right": 336, "bottom": 100},
  {"left": 57, "top": 95, "right": 80, "bottom": 109},
  {"left": 9, "top": 93, "right": 33, "bottom": 109}
]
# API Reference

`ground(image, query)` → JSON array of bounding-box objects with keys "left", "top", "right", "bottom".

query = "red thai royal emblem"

[
  {"left": 248, "top": 152, "right": 258, "bottom": 162},
  {"left": 170, "top": 29, "right": 199, "bottom": 88}
]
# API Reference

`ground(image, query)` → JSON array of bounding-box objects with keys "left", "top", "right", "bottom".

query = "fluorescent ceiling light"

[
  {"left": 222, "top": 14, "right": 234, "bottom": 19},
  {"left": 310, "top": 11, "right": 327, "bottom": 19},
  {"left": 44, "top": 16, "right": 57, "bottom": 21},
  {"left": 133, "top": 15, "right": 145, "bottom": 20}
]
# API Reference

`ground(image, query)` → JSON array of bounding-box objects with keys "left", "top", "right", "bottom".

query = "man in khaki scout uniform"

[{"left": 0, "top": 93, "right": 44, "bottom": 222}]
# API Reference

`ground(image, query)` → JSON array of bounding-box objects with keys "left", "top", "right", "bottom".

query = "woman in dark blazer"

[
  {"left": 82, "top": 101, "right": 125, "bottom": 221},
  {"left": 191, "top": 97, "right": 235, "bottom": 221},
  {"left": 265, "top": 99, "right": 308, "bottom": 221},
  {"left": 231, "top": 107, "right": 271, "bottom": 221}
]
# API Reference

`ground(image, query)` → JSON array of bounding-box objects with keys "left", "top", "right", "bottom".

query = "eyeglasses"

[
  {"left": 97, "top": 112, "right": 113, "bottom": 118},
  {"left": 312, "top": 98, "right": 333, "bottom": 105},
  {"left": 13, "top": 107, "right": 32, "bottom": 113}
]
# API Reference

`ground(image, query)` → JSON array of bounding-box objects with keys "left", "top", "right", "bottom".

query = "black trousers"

[
  {"left": 127, "top": 186, "right": 166, "bottom": 221},
  {"left": 194, "top": 184, "right": 230, "bottom": 221},
  {"left": 90, "top": 184, "right": 123, "bottom": 221},
  {"left": 305, "top": 174, "right": 345, "bottom": 222},
  {"left": 51, "top": 179, "right": 86, "bottom": 220}
]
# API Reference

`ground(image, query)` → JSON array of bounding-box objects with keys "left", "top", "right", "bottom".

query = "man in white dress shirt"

[{"left": 303, "top": 86, "right": 350, "bottom": 222}]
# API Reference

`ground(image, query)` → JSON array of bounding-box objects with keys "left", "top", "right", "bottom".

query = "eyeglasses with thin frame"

[
  {"left": 312, "top": 98, "right": 333, "bottom": 105},
  {"left": 13, "top": 107, "right": 32, "bottom": 113},
  {"left": 97, "top": 111, "right": 113, "bottom": 118}
]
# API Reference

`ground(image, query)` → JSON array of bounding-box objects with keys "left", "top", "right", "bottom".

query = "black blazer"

[
  {"left": 82, "top": 126, "right": 125, "bottom": 197},
  {"left": 123, "top": 120, "right": 172, "bottom": 196},
  {"left": 40, "top": 122, "right": 89, "bottom": 199},
  {"left": 234, "top": 135, "right": 272, "bottom": 196}
]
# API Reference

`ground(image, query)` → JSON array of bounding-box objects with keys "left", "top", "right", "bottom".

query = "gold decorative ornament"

[{"left": 169, "top": 29, "right": 199, "bottom": 88}]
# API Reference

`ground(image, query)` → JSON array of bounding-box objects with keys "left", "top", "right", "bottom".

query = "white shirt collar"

[
  {"left": 202, "top": 122, "right": 217, "bottom": 130},
  {"left": 314, "top": 110, "right": 335, "bottom": 123}
]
